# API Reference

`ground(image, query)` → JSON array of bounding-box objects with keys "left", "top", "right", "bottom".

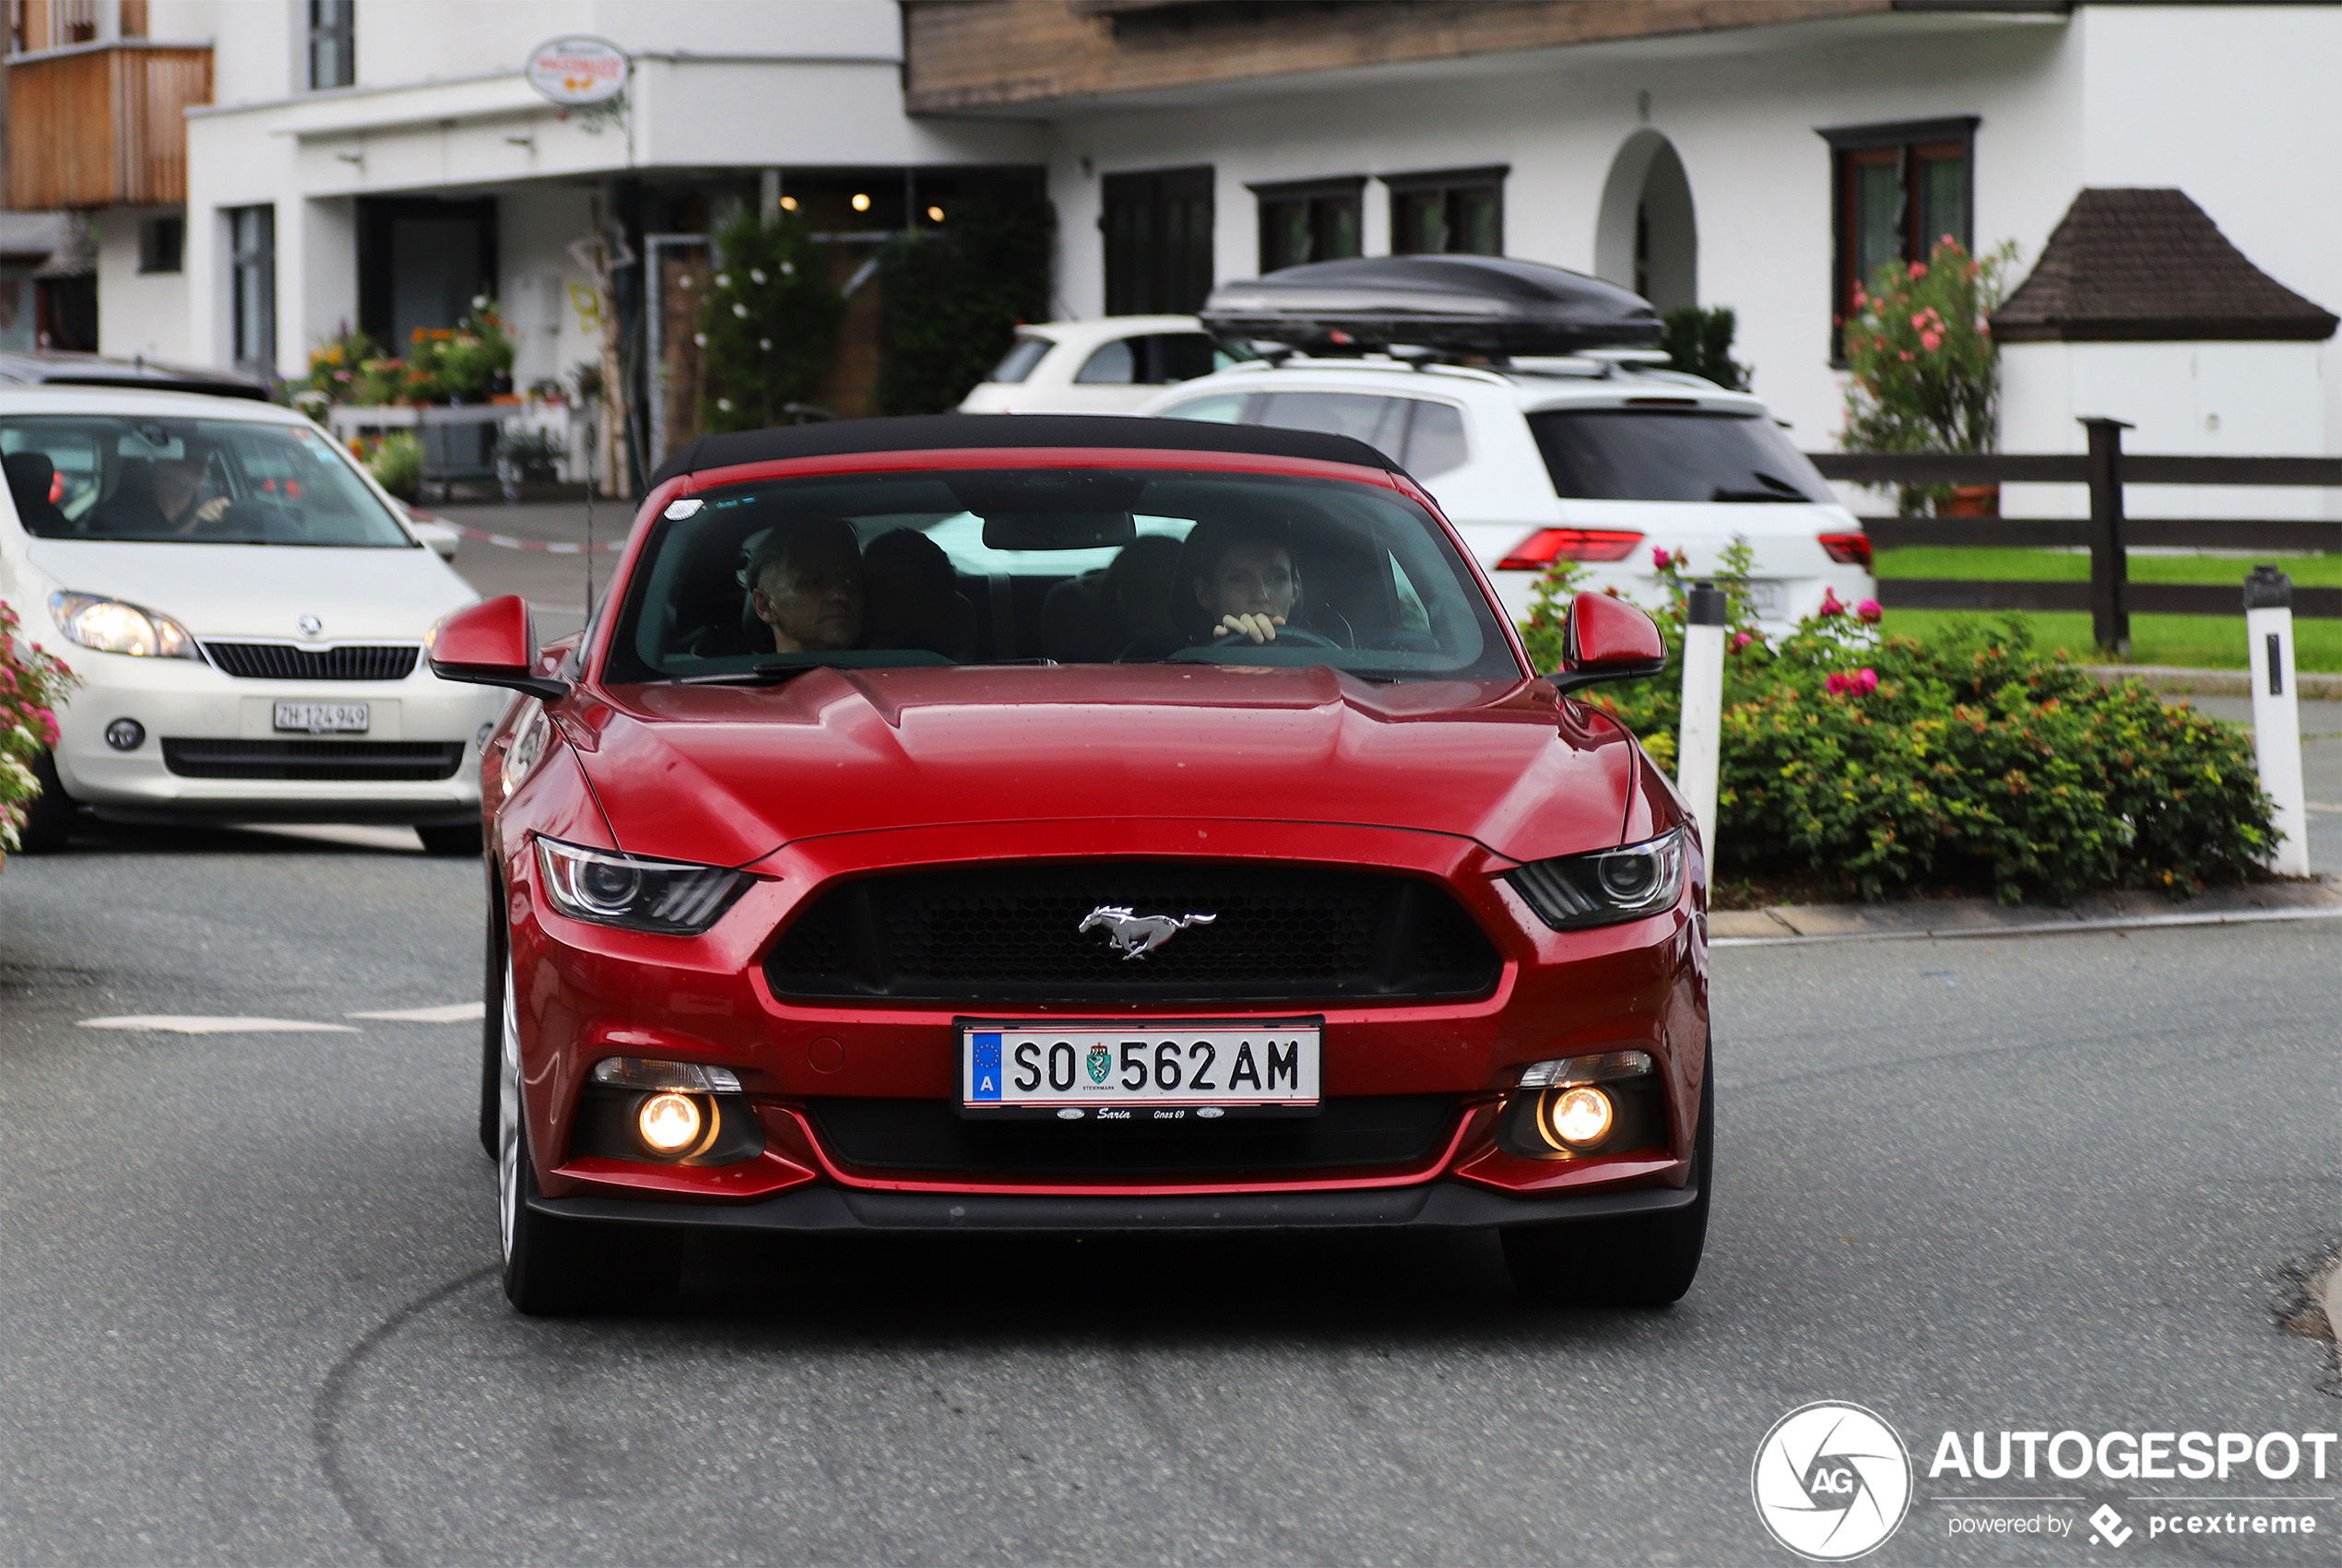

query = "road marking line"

[
  {"left": 78, "top": 1015, "right": 362, "bottom": 1034},
  {"left": 346, "top": 1002, "right": 485, "bottom": 1023}
]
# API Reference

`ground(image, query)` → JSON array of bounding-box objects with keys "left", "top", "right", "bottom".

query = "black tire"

[
  {"left": 417, "top": 820, "right": 485, "bottom": 857},
  {"left": 1502, "top": 1039, "right": 1713, "bottom": 1308},
  {"left": 495, "top": 950, "right": 682, "bottom": 1315},
  {"left": 479, "top": 877, "right": 504, "bottom": 1158},
  {"left": 16, "top": 749, "right": 76, "bottom": 854}
]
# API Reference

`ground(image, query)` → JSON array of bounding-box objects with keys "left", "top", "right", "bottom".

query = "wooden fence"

[{"left": 1808, "top": 420, "right": 2341, "bottom": 648}]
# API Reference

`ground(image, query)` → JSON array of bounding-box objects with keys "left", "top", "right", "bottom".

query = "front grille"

[
  {"left": 202, "top": 643, "right": 420, "bottom": 681},
  {"left": 160, "top": 738, "right": 464, "bottom": 782},
  {"left": 766, "top": 861, "right": 1500, "bottom": 1003},
  {"left": 807, "top": 1095, "right": 1461, "bottom": 1176}
]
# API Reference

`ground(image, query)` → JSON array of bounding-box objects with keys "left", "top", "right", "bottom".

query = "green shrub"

[
  {"left": 1659, "top": 305, "right": 1749, "bottom": 391},
  {"left": 1840, "top": 236, "right": 2017, "bottom": 514},
  {"left": 1523, "top": 548, "right": 2274, "bottom": 903},
  {"left": 876, "top": 197, "right": 1055, "bottom": 416},
  {"left": 699, "top": 209, "right": 845, "bottom": 434},
  {"left": 0, "top": 597, "right": 76, "bottom": 863},
  {"left": 366, "top": 431, "right": 423, "bottom": 500}
]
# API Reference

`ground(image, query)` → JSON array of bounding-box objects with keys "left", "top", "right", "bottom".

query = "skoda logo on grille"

[
  {"left": 1078, "top": 904, "right": 1216, "bottom": 961},
  {"left": 297, "top": 614, "right": 325, "bottom": 638}
]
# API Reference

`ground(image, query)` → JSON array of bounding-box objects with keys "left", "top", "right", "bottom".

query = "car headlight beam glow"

[{"left": 48, "top": 592, "right": 203, "bottom": 660}]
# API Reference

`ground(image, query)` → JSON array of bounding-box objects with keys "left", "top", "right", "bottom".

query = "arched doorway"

[{"left": 1593, "top": 130, "right": 1697, "bottom": 312}]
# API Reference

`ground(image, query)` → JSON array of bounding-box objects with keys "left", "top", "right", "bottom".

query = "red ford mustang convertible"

[{"left": 430, "top": 415, "right": 1710, "bottom": 1314}]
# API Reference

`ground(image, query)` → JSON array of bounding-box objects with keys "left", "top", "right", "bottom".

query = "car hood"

[
  {"left": 23, "top": 538, "right": 478, "bottom": 641},
  {"left": 568, "top": 664, "right": 1637, "bottom": 868}
]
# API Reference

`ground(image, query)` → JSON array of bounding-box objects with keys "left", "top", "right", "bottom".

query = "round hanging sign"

[{"left": 525, "top": 36, "right": 630, "bottom": 107}]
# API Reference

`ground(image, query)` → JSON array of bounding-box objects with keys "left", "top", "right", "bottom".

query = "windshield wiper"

[
  {"left": 1710, "top": 470, "right": 1812, "bottom": 503},
  {"left": 675, "top": 663, "right": 829, "bottom": 686}
]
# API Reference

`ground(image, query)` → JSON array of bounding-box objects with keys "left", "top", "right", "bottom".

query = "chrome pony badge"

[{"left": 1078, "top": 904, "right": 1216, "bottom": 961}]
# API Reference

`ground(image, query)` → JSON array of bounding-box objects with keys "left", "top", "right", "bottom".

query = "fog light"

[
  {"left": 637, "top": 1091, "right": 704, "bottom": 1154},
  {"left": 1547, "top": 1086, "right": 1615, "bottom": 1149},
  {"left": 104, "top": 717, "right": 145, "bottom": 751}
]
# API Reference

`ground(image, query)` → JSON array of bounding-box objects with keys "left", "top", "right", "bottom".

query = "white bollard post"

[
  {"left": 1678, "top": 582, "right": 1727, "bottom": 863},
  {"left": 2245, "top": 565, "right": 2309, "bottom": 878}
]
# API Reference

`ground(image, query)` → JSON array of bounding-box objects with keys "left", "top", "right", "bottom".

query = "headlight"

[
  {"left": 49, "top": 592, "right": 201, "bottom": 659},
  {"left": 1506, "top": 829, "right": 1686, "bottom": 930},
  {"left": 534, "top": 836, "right": 752, "bottom": 935}
]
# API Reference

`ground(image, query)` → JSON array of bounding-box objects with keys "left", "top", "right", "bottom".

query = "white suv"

[
  {"left": 1138, "top": 355, "right": 1874, "bottom": 631},
  {"left": 958, "top": 316, "right": 1247, "bottom": 416}
]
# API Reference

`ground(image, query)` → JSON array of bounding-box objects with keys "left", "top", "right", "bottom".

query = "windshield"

[
  {"left": 0, "top": 414, "right": 416, "bottom": 547},
  {"left": 604, "top": 466, "right": 1519, "bottom": 684},
  {"left": 1527, "top": 408, "right": 1835, "bottom": 503}
]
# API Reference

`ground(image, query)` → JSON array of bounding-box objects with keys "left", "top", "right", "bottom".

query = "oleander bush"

[
  {"left": 0, "top": 597, "right": 76, "bottom": 864},
  {"left": 1522, "top": 550, "right": 2274, "bottom": 903}
]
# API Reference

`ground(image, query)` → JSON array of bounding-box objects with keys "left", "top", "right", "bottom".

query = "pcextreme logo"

[{"left": 1752, "top": 1401, "right": 1915, "bottom": 1561}]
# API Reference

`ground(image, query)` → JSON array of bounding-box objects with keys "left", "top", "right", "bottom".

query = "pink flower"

[
  {"left": 1855, "top": 598, "right": 1883, "bottom": 623},
  {"left": 1909, "top": 262, "right": 1928, "bottom": 279},
  {"left": 1818, "top": 588, "right": 1846, "bottom": 619},
  {"left": 1920, "top": 330, "right": 1943, "bottom": 351},
  {"left": 1825, "top": 672, "right": 1851, "bottom": 695},
  {"left": 1898, "top": 350, "right": 1914, "bottom": 362},
  {"left": 1910, "top": 312, "right": 1927, "bottom": 329},
  {"left": 1651, "top": 546, "right": 1685, "bottom": 571},
  {"left": 1853, "top": 667, "right": 1879, "bottom": 695},
  {"left": 1851, "top": 288, "right": 1868, "bottom": 307}
]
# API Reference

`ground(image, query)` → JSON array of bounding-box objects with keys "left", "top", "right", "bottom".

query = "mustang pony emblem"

[{"left": 1078, "top": 904, "right": 1217, "bottom": 960}]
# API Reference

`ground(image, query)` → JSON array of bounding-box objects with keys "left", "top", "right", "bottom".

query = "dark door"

[
  {"left": 1102, "top": 167, "right": 1213, "bottom": 316},
  {"left": 357, "top": 197, "right": 497, "bottom": 355}
]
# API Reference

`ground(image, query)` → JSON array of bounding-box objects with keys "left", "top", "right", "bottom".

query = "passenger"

[
  {"left": 746, "top": 518, "right": 864, "bottom": 654},
  {"left": 861, "top": 527, "right": 976, "bottom": 658}
]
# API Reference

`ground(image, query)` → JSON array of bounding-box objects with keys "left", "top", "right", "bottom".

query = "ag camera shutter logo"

[{"left": 1752, "top": 1401, "right": 1913, "bottom": 1560}]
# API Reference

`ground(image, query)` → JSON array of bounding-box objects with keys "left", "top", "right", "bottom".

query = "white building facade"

[{"left": 27, "top": 1, "right": 2342, "bottom": 506}]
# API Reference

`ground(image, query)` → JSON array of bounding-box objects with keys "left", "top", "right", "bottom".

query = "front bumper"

[
  {"left": 50, "top": 648, "right": 508, "bottom": 823},
  {"left": 532, "top": 1166, "right": 1703, "bottom": 1234}
]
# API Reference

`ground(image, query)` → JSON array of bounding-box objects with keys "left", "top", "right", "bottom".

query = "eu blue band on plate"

[{"left": 971, "top": 1032, "right": 1002, "bottom": 1101}]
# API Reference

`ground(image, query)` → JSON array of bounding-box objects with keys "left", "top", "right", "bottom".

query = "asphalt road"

[{"left": 0, "top": 823, "right": 2335, "bottom": 1565}]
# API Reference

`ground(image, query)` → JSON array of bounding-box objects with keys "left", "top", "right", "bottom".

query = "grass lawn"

[{"left": 1873, "top": 548, "right": 2341, "bottom": 669}]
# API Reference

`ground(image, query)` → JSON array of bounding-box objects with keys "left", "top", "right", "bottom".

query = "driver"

[
  {"left": 1190, "top": 525, "right": 1301, "bottom": 645},
  {"left": 89, "top": 448, "right": 231, "bottom": 536},
  {"left": 746, "top": 518, "right": 864, "bottom": 653}
]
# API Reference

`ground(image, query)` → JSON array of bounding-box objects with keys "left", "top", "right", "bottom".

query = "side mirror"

[
  {"left": 429, "top": 595, "right": 569, "bottom": 701},
  {"left": 1552, "top": 591, "right": 1667, "bottom": 693}
]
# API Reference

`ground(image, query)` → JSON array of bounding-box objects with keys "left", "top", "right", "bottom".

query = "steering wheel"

[{"left": 1206, "top": 625, "right": 1340, "bottom": 650}]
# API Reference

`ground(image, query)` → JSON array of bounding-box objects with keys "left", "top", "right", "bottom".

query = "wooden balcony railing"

[{"left": 6, "top": 41, "right": 212, "bottom": 209}]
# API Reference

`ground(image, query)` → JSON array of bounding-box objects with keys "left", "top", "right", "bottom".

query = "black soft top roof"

[{"left": 649, "top": 413, "right": 1402, "bottom": 489}]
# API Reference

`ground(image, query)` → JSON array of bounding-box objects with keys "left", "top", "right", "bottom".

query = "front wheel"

[
  {"left": 497, "top": 950, "right": 682, "bottom": 1315},
  {"left": 418, "top": 820, "right": 484, "bottom": 857},
  {"left": 15, "top": 749, "right": 76, "bottom": 854},
  {"left": 1501, "top": 1039, "right": 1713, "bottom": 1308}
]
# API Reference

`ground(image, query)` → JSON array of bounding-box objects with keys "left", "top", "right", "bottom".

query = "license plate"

[
  {"left": 960, "top": 1019, "right": 1322, "bottom": 1120},
  {"left": 1745, "top": 580, "right": 1787, "bottom": 619},
  {"left": 273, "top": 701, "right": 370, "bottom": 734}
]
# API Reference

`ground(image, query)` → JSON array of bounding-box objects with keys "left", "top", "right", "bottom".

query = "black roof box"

[{"left": 1201, "top": 255, "right": 1661, "bottom": 358}]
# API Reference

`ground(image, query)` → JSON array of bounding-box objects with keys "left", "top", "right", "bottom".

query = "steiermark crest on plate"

[{"left": 1086, "top": 1043, "right": 1111, "bottom": 1084}]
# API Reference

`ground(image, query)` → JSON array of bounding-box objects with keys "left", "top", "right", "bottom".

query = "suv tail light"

[
  {"left": 1498, "top": 527, "right": 1645, "bottom": 570},
  {"left": 1817, "top": 532, "right": 1873, "bottom": 568}
]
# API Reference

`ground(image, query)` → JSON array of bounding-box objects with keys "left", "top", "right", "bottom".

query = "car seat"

[{"left": 2, "top": 451, "right": 69, "bottom": 534}]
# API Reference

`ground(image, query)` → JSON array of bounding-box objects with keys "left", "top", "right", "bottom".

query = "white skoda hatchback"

[
  {"left": 1141, "top": 354, "right": 1875, "bottom": 631},
  {"left": 0, "top": 389, "right": 506, "bottom": 853}
]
